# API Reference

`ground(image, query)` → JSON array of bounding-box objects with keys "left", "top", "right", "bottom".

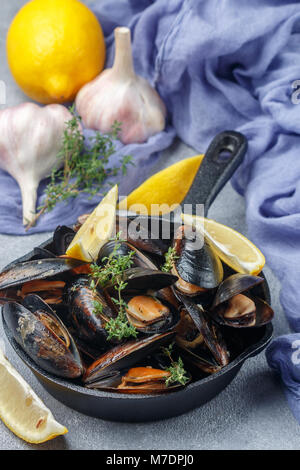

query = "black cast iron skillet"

[{"left": 1, "top": 131, "right": 273, "bottom": 422}]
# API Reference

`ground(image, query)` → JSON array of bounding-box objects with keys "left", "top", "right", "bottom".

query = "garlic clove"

[
  {"left": 0, "top": 103, "right": 74, "bottom": 225},
  {"left": 19, "top": 178, "right": 39, "bottom": 226},
  {"left": 76, "top": 27, "right": 166, "bottom": 144}
]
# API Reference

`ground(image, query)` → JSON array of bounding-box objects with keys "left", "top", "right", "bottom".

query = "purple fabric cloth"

[
  {"left": 266, "top": 335, "right": 300, "bottom": 423},
  {"left": 1, "top": 0, "right": 300, "bottom": 421}
]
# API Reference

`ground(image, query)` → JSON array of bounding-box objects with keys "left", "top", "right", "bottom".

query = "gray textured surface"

[{"left": 0, "top": 0, "right": 299, "bottom": 451}]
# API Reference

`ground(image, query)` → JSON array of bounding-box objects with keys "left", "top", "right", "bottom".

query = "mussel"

[
  {"left": 67, "top": 277, "right": 114, "bottom": 348},
  {"left": 3, "top": 294, "right": 83, "bottom": 378},
  {"left": 175, "top": 309, "right": 205, "bottom": 350},
  {"left": 84, "top": 331, "right": 174, "bottom": 386},
  {"left": 175, "top": 310, "right": 223, "bottom": 374},
  {"left": 32, "top": 246, "right": 57, "bottom": 260},
  {"left": 126, "top": 295, "right": 180, "bottom": 334},
  {"left": 172, "top": 225, "right": 223, "bottom": 296},
  {"left": 29, "top": 226, "right": 75, "bottom": 260},
  {"left": 106, "top": 267, "right": 178, "bottom": 295},
  {"left": 97, "top": 240, "right": 157, "bottom": 270},
  {"left": 89, "top": 366, "right": 186, "bottom": 393},
  {"left": 117, "top": 215, "right": 172, "bottom": 256},
  {"left": 0, "top": 257, "right": 86, "bottom": 291},
  {"left": 177, "top": 295, "right": 229, "bottom": 370},
  {"left": 178, "top": 343, "right": 223, "bottom": 375},
  {"left": 52, "top": 225, "right": 76, "bottom": 255},
  {"left": 209, "top": 273, "right": 274, "bottom": 328},
  {"left": 117, "top": 367, "right": 172, "bottom": 392},
  {"left": 98, "top": 240, "right": 181, "bottom": 311},
  {"left": 18, "top": 280, "right": 66, "bottom": 304},
  {"left": 76, "top": 213, "right": 173, "bottom": 257}
]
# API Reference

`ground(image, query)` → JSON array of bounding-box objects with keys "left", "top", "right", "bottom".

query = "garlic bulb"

[
  {"left": 76, "top": 27, "right": 166, "bottom": 144},
  {"left": 0, "top": 103, "right": 73, "bottom": 225}
]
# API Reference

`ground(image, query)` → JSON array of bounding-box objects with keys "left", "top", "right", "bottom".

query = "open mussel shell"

[
  {"left": 177, "top": 294, "right": 230, "bottom": 367},
  {"left": 178, "top": 343, "right": 222, "bottom": 375},
  {"left": 254, "top": 297, "right": 274, "bottom": 326},
  {"left": 210, "top": 273, "right": 273, "bottom": 328},
  {"left": 173, "top": 225, "right": 223, "bottom": 295},
  {"left": 67, "top": 277, "right": 114, "bottom": 348},
  {"left": 0, "top": 286, "right": 21, "bottom": 304},
  {"left": 2, "top": 294, "right": 83, "bottom": 379},
  {"left": 212, "top": 273, "right": 264, "bottom": 308},
  {"left": 84, "top": 371, "right": 122, "bottom": 390},
  {"left": 0, "top": 257, "right": 86, "bottom": 291},
  {"left": 97, "top": 240, "right": 157, "bottom": 270},
  {"left": 32, "top": 247, "right": 57, "bottom": 260},
  {"left": 212, "top": 295, "right": 274, "bottom": 328},
  {"left": 156, "top": 286, "right": 181, "bottom": 309},
  {"left": 175, "top": 308, "right": 205, "bottom": 350},
  {"left": 69, "top": 335, "right": 107, "bottom": 364},
  {"left": 83, "top": 331, "right": 175, "bottom": 385},
  {"left": 53, "top": 225, "right": 75, "bottom": 256},
  {"left": 18, "top": 279, "right": 66, "bottom": 305},
  {"left": 126, "top": 295, "right": 180, "bottom": 335},
  {"left": 106, "top": 267, "right": 178, "bottom": 295},
  {"left": 30, "top": 226, "right": 75, "bottom": 260},
  {"left": 173, "top": 311, "right": 222, "bottom": 374},
  {"left": 22, "top": 293, "right": 60, "bottom": 316},
  {"left": 117, "top": 215, "right": 172, "bottom": 256},
  {"left": 86, "top": 366, "right": 188, "bottom": 393}
]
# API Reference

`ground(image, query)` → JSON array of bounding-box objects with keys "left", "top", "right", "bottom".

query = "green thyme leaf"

[
  {"left": 89, "top": 234, "right": 137, "bottom": 341},
  {"left": 105, "top": 315, "right": 138, "bottom": 341},
  {"left": 161, "top": 247, "right": 179, "bottom": 273},
  {"left": 162, "top": 343, "right": 189, "bottom": 387},
  {"left": 26, "top": 107, "right": 133, "bottom": 229},
  {"left": 93, "top": 300, "right": 104, "bottom": 317},
  {"left": 165, "top": 357, "right": 189, "bottom": 387}
]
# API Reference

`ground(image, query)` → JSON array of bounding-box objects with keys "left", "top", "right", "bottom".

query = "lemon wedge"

[
  {"left": 118, "top": 155, "right": 204, "bottom": 215},
  {"left": 182, "top": 213, "right": 265, "bottom": 275},
  {"left": 0, "top": 347, "right": 67, "bottom": 444},
  {"left": 66, "top": 185, "right": 118, "bottom": 262}
]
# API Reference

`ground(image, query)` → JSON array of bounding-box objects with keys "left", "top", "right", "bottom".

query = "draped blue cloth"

[{"left": 1, "top": 0, "right": 300, "bottom": 422}]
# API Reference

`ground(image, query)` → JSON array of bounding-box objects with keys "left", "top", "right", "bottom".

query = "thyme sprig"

[
  {"left": 26, "top": 107, "right": 133, "bottom": 229},
  {"left": 161, "top": 247, "right": 179, "bottom": 273},
  {"left": 89, "top": 233, "right": 137, "bottom": 341},
  {"left": 162, "top": 343, "right": 189, "bottom": 387}
]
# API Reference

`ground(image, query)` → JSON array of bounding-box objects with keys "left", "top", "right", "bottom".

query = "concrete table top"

[{"left": 0, "top": 0, "right": 299, "bottom": 451}]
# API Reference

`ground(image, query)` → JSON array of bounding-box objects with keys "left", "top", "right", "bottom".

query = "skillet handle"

[{"left": 182, "top": 131, "right": 247, "bottom": 216}]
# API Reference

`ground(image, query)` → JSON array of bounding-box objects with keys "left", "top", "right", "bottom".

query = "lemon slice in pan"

[
  {"left": 0, "top": 348, "right": 67, "bottom": 444},
  {"left": 66, "top": 185, "right": 118, "bottom": 262},
  {"left": 182, "top": 213, "right": 265, "bottom": 275}
]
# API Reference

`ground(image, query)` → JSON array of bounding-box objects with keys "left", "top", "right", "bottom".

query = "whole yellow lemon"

[{"left": 7, "top": 0, "right": 106, "bottom": 104}]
